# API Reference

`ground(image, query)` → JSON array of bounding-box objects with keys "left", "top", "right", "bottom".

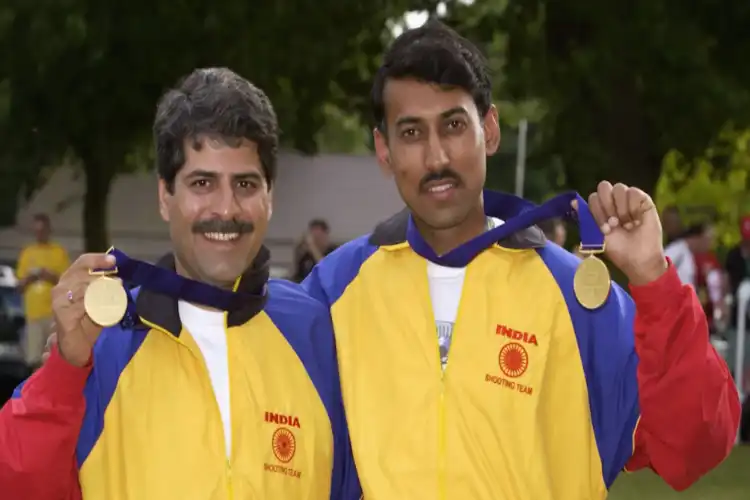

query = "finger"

[
  {"left": 587, "top": 192, "right": 611, "bottom": 233},
  {"left": 62, "top": 253, "right": 116, "bottom": 279},
  {"left": 51, "top": 270, "right": 101, "bottom": 303},
  {"left": 45, "top": 331, "right": 58, "bottom": 350},
  {"left": 51, "top": 280, "right": 91, "bottom": 331},
  {"left": 596, "top": 181, "right": 618, "bottom": 225},
  {"left": 612, "top": 183, "right": 633, "bottom": 228},
  {"left": 627, "top": 187, "right": 654, "bottom": 226}
]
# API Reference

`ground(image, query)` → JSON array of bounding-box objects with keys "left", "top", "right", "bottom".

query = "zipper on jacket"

[
  {"left": 141, "top": 319, "right": 234, "bottom": 499},
  {"left": 227, "top": 459, "right": 234, "bottom": 499},
  {"left": 437, "top": 341, "right": 447, "bottom": 500}
]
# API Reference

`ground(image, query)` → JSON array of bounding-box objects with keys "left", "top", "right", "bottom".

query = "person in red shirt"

[{"left": 691, "top": 224, "right": 728, "bottom": 327}]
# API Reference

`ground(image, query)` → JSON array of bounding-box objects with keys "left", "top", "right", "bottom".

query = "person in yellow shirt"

[{"left": 15, "top": 213, "right": 70, "bottom": 368}]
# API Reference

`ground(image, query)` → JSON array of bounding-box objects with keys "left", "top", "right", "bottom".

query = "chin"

[
  {"left": 418, "top": 211, "right": 469, "bottom": 232},
  {"left": 200, "top": 265, "right": 246, "bottom": 288}
]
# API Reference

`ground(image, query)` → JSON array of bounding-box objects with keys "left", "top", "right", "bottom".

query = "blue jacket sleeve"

[{"left": 301, "top": 236, "right": 377, "bottom": 309}]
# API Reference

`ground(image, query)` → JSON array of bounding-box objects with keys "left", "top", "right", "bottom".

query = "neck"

[
  {"left": 415, "top": 205, "right": 487, "bottom": 257},
  {"left": 174, "top": 256, "right": 239, "bottom": 288}
]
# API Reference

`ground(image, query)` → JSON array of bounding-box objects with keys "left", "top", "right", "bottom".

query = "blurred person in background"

[
  {"left": 725, "top": 215, "right": 750, "bottom": 327},
  {"left": 688, "top": 224, "right": 728, "bottom": 326},
  {"left": 15, "top": 213, "right": 69, "bottom": 369},
  {"left": 292, "top": 218, "right": 337, "bottom": 282},
  {"left": 537, "top": 217, "right": 566, "bottom": 247},
  {"left": 661, "top": 205, "right": 684, "bottom": 246},
  {"left": 664, "top": 222, "right": 713, "bottom": 288}
]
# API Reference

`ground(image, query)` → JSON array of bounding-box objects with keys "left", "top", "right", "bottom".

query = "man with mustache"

[
  {"left": 0, "top": 68, "right": 361, "bottom": 499},
  {"left": 302, "top": 21, "right": 740, "bottom": 499}
]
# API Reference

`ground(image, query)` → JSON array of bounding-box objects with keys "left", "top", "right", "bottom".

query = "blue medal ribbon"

[
  {"left": 407, "top": 190, "right": 604, "bottom": 267},
  {"left": 94, "top": 248, "right": 264, "bottom": 312}
]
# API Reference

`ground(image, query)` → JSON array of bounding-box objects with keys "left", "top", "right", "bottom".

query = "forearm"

[
  {"left": 0, "top": 347, "right": 90, "bottom": 498},
  {"left": 625, "top": 263, "right": 740, "bottom": 490}
]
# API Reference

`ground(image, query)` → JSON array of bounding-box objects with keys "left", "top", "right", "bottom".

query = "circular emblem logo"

[
  {"left": 499, "top": 342, "right": 528, "bottom": 378},
  {"left": 271, "top": 427, "right": 296, "bottom": 463}
]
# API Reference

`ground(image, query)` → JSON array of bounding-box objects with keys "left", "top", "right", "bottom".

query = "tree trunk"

[{"left": 82, "top": 160, "right": 115, "bottom": 252}]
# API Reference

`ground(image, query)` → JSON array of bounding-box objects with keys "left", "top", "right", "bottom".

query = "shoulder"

[
  {"left": 91, "top": 322, "right": 149, "bottom": 372},
  {"left": 304, "top": 235, "right": 379, "bottom": 302},
  {"left": 18, "top": 243, "right": 36, "bottom": 256},
  {"left": 265, "top": 279, "right": 332, "bottom": 329},
  {"left": 535, "top": 241, "right": 584, "bottom": 279},
  {"left": 52, "top": 242, "right": 69, "bottom": 254},
  {"left": 264, "top": 280, "right": 340, "bottom": 378},
  {"left": 323, "top": 234, "right": 379, "bottom": 264}
]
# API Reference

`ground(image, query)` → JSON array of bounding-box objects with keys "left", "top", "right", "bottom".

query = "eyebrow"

[
  {"left": 394, "top": 106, "right": 469, "bottom": 127},
  {"left": 185, "top": 170, "right": 265, "bottom": 182}
]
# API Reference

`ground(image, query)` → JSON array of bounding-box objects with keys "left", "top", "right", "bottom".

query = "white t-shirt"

[
  {"left": 664, "top": 239, "right": 696, "bottom": 287},
  {"left": 178, "top": 300, "right": 232, "bottom": 458},
  {"left": 428, "top": 217, "right": 503, "bottom": 371}
]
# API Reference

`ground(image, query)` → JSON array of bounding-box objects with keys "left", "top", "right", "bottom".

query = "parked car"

[{"left": 0, "top": 265, "right": 28, "bottom": 404}]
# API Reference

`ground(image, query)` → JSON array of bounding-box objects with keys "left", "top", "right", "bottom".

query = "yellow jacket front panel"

[
  {"left": 303, "top": 213, "right": 640, "bottom": 500},
  {"left": 75, "top": 279, "right": 360, "bottom": 500}
]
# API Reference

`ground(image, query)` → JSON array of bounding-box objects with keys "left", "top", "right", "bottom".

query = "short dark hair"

[
  {"left": 537, "top": 217, "right": 562, "bottom": 237},
  {"left": 32, "top": 213, "right": 50, "bottom": 226},
  {"left": 308, "top": 219, "right": 329, "bottom": 232},
  {"left": 371, "top": 20, "right": 492, "bottom": 130},
  {"left": 153, "top": 67, "right": 279, "bottom": 192}
]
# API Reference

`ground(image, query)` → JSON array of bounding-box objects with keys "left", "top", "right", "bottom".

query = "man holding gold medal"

[
  {"left": 0, "top": 68, "right": 361, "bottom": 499},
  {"left": 301, "top": 21, "right": 741, "bottom": 499}
]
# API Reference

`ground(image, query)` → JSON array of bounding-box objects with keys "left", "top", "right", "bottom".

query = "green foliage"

[
  {"left": 656, "top": 127, "right": 750, "bottom": 250},
  {"left": 443, "top": 0, "right": 750, "bottom": 196},
  {"left": 0, "top": 0, "right": 418, "bottom": 249}
]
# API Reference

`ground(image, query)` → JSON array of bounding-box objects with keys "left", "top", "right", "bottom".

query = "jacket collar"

[
  {"left": 135, "top": 245, "right": 270, "bottom": 336},
  {"left": 369, "top": 189, "right": 547, "bottom": 251}
]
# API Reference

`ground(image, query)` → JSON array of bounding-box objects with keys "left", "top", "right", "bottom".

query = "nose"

[
  {"left": 212, "top": 181, "right": 243, "bottom": 219},
  {"left": 424, "top": 132, "right": 449, "bottom": 171}
]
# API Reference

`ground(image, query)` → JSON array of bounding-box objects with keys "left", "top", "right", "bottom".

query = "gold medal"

[
  {"left": 84, "top": 275, "right": 127, "bottom": 327},
  {"left": 574, "top": 252, "right": 611, "bottom": 310}
]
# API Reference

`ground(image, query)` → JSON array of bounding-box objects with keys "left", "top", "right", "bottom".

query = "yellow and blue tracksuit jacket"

[
  {"left": 302, "top": 192, "right": 641, "bottom": 500},
  {"left": 7, "top": 251, "right": 361, "bottom": 500}
]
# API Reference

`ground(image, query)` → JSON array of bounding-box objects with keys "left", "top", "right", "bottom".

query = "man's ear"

[
  {"left": 483, "top": 104, "right": 501, "bottom": 155},
  {"left": 157, "top": 178, "right": 172, "bottom": 222},
  {"left": 373, "top": 127, "right": 393, "bottom": 178},
  {"left": 266, "top": 188, "right": 273, "bottom": 221}
]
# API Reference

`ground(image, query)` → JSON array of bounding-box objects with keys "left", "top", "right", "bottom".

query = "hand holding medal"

[
  {"left": 572, "top": 181, "right": 669, "bottom": 309},
  {"left": 51, "top": 252, "right": 126, "bottom": 367}
]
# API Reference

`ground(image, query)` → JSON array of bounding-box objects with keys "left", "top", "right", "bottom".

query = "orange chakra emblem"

[
  {"left": 272, "top": 427, "right": 296, "bottom": 463},
  {"left": 499, "top": 342, "right": 529, "bottom": 378}
]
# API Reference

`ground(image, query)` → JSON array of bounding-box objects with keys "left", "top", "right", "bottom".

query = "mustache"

[
  {"left": 192, "top": 219, "right": 255, "bottom": 234},
  {"left": 419, "top": 168, "right": 462, "bottom": 191}
]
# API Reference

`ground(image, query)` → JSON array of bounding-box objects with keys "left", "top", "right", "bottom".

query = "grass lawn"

[{"left": 609, "top": 445, "right": 750, "bottom": 499}]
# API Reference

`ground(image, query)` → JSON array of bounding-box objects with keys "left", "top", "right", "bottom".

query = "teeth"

[
  {"left": 204, "top": 232, "right": 239, "bottom": 241},
  {"left": 429, "top": 183, "right": 454, "bottom": 193}
]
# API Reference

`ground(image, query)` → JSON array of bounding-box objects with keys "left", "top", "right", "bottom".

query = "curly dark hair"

[
  {"left": 153, "top": 67, "right": 279, "bottom": 192},
  {"left": 371, "top": 20, "right": 492, "bottom": 131}
]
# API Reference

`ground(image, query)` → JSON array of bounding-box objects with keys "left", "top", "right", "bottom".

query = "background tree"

[
  {"left": 656, "top": 127, "right": 750, "bottom": 254},
  {"left": 441, "top": 0, "right": 750, "bottom": 195},
  {"left": 0, "top": 0, "right": 427, "bottom": 250}
]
